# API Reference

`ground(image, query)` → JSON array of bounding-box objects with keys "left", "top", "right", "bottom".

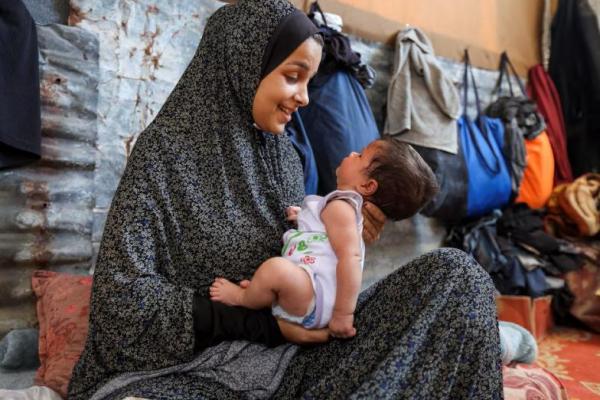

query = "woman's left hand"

[{"left": 361, "top": 201, "right": 386, "bottom": 244}]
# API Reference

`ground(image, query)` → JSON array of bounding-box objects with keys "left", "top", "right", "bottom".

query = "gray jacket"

[{"left": 384, "top": 27, "right": 460, "bottom": 154}]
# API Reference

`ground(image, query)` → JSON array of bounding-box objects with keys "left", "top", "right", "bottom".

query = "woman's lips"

[{"left": 278, "top": 105, "right": 293, "bottom": 123}]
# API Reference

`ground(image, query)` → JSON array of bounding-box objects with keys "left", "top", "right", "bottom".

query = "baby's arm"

[{"left": 321, "top": 199, "right": 362, "bottom": 338}]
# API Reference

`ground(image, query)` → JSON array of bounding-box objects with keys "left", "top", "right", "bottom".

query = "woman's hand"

[
  {"left": 362, "top": 201, "right": 386, "bottom": 244},
  {"left": 277, "top": 318, "right": 329, "bottom": 345}
]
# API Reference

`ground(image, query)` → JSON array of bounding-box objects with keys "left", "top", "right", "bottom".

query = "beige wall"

[{"left": 294, "top": 0, "right": 545, "bottom": 76}]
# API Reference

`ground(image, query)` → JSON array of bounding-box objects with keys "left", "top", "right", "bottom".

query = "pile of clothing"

[
  {"left": 446, "top": 203, "right": 586, "bottom": 321},
  {"left": 545, "top": 173, "right": 600, "bottom": 238}
]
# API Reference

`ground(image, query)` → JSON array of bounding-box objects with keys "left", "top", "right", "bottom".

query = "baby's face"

[{"left": 336, "top": 141, "right": 381, "bottom": 191}]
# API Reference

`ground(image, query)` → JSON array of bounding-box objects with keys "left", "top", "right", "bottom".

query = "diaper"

[{"left": 272, "top": 296, "right": 316, "bottom": 328}]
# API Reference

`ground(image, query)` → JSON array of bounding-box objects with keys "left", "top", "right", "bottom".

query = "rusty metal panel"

[{"left": 0, "top": 24, "right": 99, "bottom": 336}]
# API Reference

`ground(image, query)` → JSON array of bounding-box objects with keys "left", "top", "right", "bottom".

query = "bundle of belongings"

[
  {"left": 446, "top": 203, "right": 586, "bottom": 324},
  {"left": 307, "top": 2, "right": 376, "bottom": 89},
  {"left": 485, "top": 52, "right": 557, "bottom": 212}
]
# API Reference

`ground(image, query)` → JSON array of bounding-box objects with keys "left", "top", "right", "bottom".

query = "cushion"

[
  {"left": 503, "top": 364, "right": 568, "bottom": 400},
  {"left": 31, "top": 270, "right": 92, "bottom": 399}
]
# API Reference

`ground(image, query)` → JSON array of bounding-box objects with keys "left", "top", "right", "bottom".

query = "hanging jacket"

[
  {"left": 549, "top": 0, "right": 600, "bottom": 176},
  {"left": 0, "top": 0, "right": 41, "bottom": 168},
  {"left": 527, "top": 65, "right": 573, "bottom": 185},
  {"left": 384, "top": 27, "right": 460, "bottom": 154}
]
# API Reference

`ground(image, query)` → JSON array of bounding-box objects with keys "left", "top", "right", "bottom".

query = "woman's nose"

[{"left": 294, "top": 85, "right": 309, "bottom": 107}]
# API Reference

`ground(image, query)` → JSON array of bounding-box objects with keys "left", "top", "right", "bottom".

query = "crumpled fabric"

[
  {"left": 307, "top": 6, "right": 376, "bottom": 88},
  {"left": 546, "top": 173, "right": 600, "bottom": 237},
  {"left": 485, "top": 96, "right": 546, "bottom": 197}
]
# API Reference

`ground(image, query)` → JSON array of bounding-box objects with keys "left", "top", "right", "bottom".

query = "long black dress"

[{"left": 68, "top": 1, "right": 502, "bottom": 399}]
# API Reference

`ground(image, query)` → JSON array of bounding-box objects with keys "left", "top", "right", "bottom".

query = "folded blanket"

[
  {"left": 0, "top": 386, "right": 62, "bottom": 400},
  {"left": 546, "top": 173, "right": 600, "bottom": 237},
  {"left": 559, "top": 173, "right": 600, "bottom": 236}
]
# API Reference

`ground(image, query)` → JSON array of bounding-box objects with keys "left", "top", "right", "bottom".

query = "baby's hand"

[
  {"left": 286, "top": 206, "right": 301, "bottom": 222},
  {"left": 328, "top": 313, "right": 356, "bottom": 339}
]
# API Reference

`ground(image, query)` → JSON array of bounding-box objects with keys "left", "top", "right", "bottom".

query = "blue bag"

[
  {"left": 460, "top": 51, "right": 511, "bottom": 217},
  {"left": 286, "top": 111, "right": 319, "bottom": 195},
  {"left": 413, "top": 136, "right": 468, "bottom": 224},
  {"left": 299, "top": 70, "right": 380, "bottom": 195}
]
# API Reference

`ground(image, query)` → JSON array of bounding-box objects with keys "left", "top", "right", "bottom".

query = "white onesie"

[{"left": 272, "top": 190, "right": 365, "bottom": 329}]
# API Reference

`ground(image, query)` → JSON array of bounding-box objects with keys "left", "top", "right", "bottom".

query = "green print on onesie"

[{"left": 281, "top": 231, "right": 328, "bottom": 257}]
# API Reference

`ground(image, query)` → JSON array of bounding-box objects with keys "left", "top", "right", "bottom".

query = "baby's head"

[{"left": 336, "top": 136, "right": 439, "bottom": 221}]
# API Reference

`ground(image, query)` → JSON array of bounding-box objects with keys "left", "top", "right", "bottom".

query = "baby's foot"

[{"left": 210, "top": 277, "right": 245, "bottom": 306}]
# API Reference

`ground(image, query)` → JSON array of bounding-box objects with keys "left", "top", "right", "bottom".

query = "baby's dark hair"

[{"left": 365, "top": 136, "right": 439, "bottom": 221}]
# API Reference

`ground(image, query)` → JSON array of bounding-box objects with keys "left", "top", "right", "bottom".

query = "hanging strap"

[
  {"left": 462, "top": 49, "right": 501, "bottom": 174},
  {"left": 503, "top": 52, "right": 527, "bottom": 96},
  {"left": 491, "top": 52, "right": 527, "bottom": 99},
  {"left": 491, "top": 53, "right": 511, "bottom": 98},
  {"left": 462, "top": 49, "right": 487, "bottom": 117},
  {"left": 309, "top": 1, "right": 329, "bottom": 28}
]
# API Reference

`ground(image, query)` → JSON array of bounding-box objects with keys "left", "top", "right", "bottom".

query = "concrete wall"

[{"left": 295, "top": 0, "right": 545, "bottom": 76}]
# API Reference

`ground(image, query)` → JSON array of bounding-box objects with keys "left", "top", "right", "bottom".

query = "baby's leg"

[{"left": 210, "top": 257, "right": 314, "bottom": 316}]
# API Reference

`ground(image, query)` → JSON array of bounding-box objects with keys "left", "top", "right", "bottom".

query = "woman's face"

[{"left": 252, "top": 37, "right": 322, "bottom": 134}]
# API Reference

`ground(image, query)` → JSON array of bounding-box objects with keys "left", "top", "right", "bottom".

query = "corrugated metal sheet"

[
  {"left": 22, "top": 0, "right": 69, "bottom": 25},
  {"left": 0, "top": 24, "right": 99, "bottom": 337}
]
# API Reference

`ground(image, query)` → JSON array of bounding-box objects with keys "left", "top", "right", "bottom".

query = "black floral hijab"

[{"left": 69, "top": 1, "right": 316, "bottom": 398}]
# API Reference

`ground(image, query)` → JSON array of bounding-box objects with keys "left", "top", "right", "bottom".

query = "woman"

[{"left": 68, "top": 1, "right": 502, "bottom": 399}]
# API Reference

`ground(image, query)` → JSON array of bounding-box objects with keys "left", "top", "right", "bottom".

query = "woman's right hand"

[
  {"left": 362, "top": 201, "right": 386, "bottom": 244},
  {"left": 277, "top": 318, "right": 329, "bottom": 345}
]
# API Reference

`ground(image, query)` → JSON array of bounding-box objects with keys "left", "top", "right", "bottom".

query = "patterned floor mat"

[{"left": 536, "top": 327, "right": 600, "bottom": 399}]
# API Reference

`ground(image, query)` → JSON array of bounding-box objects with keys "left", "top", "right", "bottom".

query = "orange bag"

[{"left": 515, "top": 131, "right": 555, "bottom": 208}]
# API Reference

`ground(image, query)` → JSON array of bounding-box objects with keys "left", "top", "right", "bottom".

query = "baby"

[{"left": 210, "top": 136, "right": 439, "bottom": 338}]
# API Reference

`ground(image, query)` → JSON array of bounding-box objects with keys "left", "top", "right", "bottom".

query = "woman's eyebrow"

[{"left": 287, "top": 60, "right": 310, "bottom": 70}]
